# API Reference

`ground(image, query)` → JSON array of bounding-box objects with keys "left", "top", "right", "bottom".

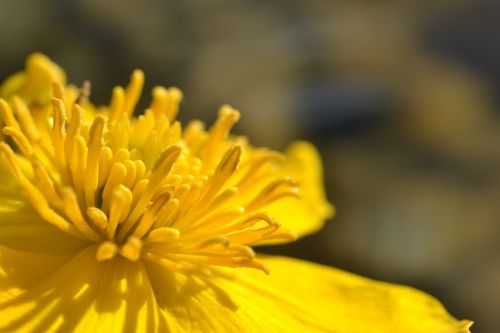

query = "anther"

[
  {"left": 96, "top": 241, "right": 118, "bottom": 261},
  {"left": 0, "top": 99, "right": 20, "bottom": 130},
  {"left": 145, "top": 227, "right": 180, "bottom": 243},
  {"left": 12, "top": 96, "right": 41, "bottom": 142},
  {"left": 123, "top": 69, "right": 144, "bottom": 117},
  {"left": 119, "top": 145, "right": 180, "bottom": 239},
  {"left": 87, "top": 207, "right": 109, "bottom": 232},
  {"left": 3, "top": 126, "right": 36, "bottom": 159},
  {"left": 218, "top": 145, "right": 242, "bottom": 175},
  {"left": 107, "top": 185, "right": 133, "bottom": 239},
  {"left": 61, "top": 187, "right": 102, "bottom": 241},
  {"left": 120, "top": 236, "right": 143, "bottom": 261}
]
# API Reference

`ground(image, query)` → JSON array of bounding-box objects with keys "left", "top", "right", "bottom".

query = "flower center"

[{"left": 0, "top": 71, "right": 297, "bottom": 274}]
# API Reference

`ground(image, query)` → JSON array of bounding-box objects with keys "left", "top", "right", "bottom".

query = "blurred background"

[{"left": 1, "top": 0, "right": 499, "bottom": 331}]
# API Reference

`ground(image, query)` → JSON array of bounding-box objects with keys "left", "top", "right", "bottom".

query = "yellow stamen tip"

[
  {"left": 120, "top": 236, "right": 143, "bottom": 261},
  {"left": 146, "top": 227, "right": 181, "bottom": 243},
  {"left": 96, "top": 241, "right": 118, "bottom": 261},
  {"left": 219, "top": 145, "right": 242, "bottom": 174},
  {"left": 87, "top": 207, "right": 109, "bottom": 232},
  {"left": 52, "top": 82, "right": 65, "bottom": 100},
  {"left": 152, "top": 145, "right": 182, "bottom": 176}
]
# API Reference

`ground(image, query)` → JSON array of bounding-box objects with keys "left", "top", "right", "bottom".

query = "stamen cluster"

[{"left": 0, "top": 70, "right": 297, "bottom": 274}]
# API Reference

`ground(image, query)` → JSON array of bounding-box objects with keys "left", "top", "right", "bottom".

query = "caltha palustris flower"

[{"left": 0, "top": 54, "right": 472, "bottom": 332}]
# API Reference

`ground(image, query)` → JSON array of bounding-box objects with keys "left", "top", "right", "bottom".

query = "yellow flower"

[{"left": 0, "top": 54, "right": 471, "bottom": 332}]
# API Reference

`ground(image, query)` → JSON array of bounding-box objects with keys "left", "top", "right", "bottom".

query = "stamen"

[
  {"left": 84, "top": 116, "right": 105, "bottom": 207},
  {"left": 51, "top": 98, "right": 67, "bottom": 141},
  {"left": 180, "top": 206, "right": 246, "bottom": 236},
  {"left": 246, "top": 177, "right": 300, "bottom": 211},
  {"left": 12, "top": 96, "right": 42, "bottom": 142},
  {"left": 226, "top": 224, "right": 282, "bottom": 245},
  {"left": 65, "top": 138, "right": 85, "bottom": 200},
  {"left": 133, "top": 160, "right": 146, "bottom": 184},
  {"left": 172, "top": 184, "right": 190, "bottom": 205},
  {"left": 164, "top": 121, "right": 182, "bottom": 146},
  {"left": 197, "top": 146, "right": 241, "bottom": 207},
  {"left": 51, "top": 98, "right": 68, "bottom": 179},
  {"left": 32, "top": 160, "right": 64, "bottom": 210},
  {"left": 153, "top": 198, "right": 179, "bottom": 228},
  {"left": 218, "top": 145, "right": 242, "bottom": 175},
  {"left": 52, "top": 82, "right": 65, "bottom": 101},
  {"left": 202, "top": 106, "right": 240, "bottom": 166},
  {"left": 190, "top": 243, "right": 255, "bottom": 261},
  {"left": 239, "top": 212, "right": 279, "bottom": 229},
  {"left": 256, "top": 230, "right": 298, "bottom": 243},
  {"left": 182, "top": 120, "right": 206, "bottom": 149},
  {"left": 131, "top": 178, "right": 149, "bottom": 208},
  {"left": 120, "top": 236, "right": 143, "bottom": 261},
  {"left": 236, "top": 150, "right": 284, "bottom": 189},
  {"left": 150, "top": 86, "right": 182, "bottom": 123},
  {"left": 144, "top": 227, "right": 180, "bottom": 243},
  {"left": 0, "top": 143, "right": 84, "bottom": 239},
  {"left": 143, "top": 129, "right": 159, "bottom": 167},
  {"left": 150, "top": 86, "right": 168, "bottom": 119},
  {"left": 106, "top": 185, "right": 132, "bottom": 239},
  {"left": 123, "top": 160, "right": 137, "bottom": 188},
  {"left": 165, "top": 88, "right": 182, "bottom": 122},
  {"left": 133, "top": 192, "right": 171, "bottom": 239},
  {"left": 87, "top": 207, "right": 109, "bottom": 232},
  {"left": 163, "top": 253, "right": 268, "bottom": 273},
  {"left": 101, "top": 162, "right": 127, "bottom": 213},
  {"left": 119, "top": 145, "right": 180, "bottom": 240},
  {"left": 97, "top": 146, "right": 113, "bottom": 188},
  {"left": 175, "top": 181, "right": 202, "bottom": 215},
  {"left": 96, "top": 241, "right": 118, "bottom": 261},
  {"left": 208, "top": 105, "right": 240, "bottom": 144},
  {"left": 65, "top": 105, "right": 82, "bottom": 161},
  {"left": 209, "top": 186, "right": 239, "bottom": 209},
  {"left": 112, "top": 148, "right": 131, "bottom": 165},
  {"left": 108, "top": 86, "right": 125, "bottom": 127},
  {"left": 143, "top": 252, "right": 186, "bottom": 273},
  {"left": 0, "top": 99, "right": 21, "bottom": 130},
  {"left": 0, "top": 66, "right": 311, "bottom": 271},
  {"left": 123, "top": 70, "right": 144, "bottom": 117},
  {"left": 111, "top": 114, "right": 130, "bottom": 150},
  {"left": 61, "top": 188, "right": 101, "bottom": 241},
  {"left": 199, "top": 236, "right": 230, "bottom": 248},
  {"left": 3, "top": 126, "right": 36, "bottom": 160}
]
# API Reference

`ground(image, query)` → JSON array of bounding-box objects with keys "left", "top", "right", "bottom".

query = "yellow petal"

[
  {"left": 0, "top": 195, "right": 87, "bottom": 254},
  {"left": 0, "top": 246, "right": 173, "bottom": 333},
  {"left": 0, "top": 53, "right": 66, "bottom": 106},
  {"left": 265, "top": 141, "right": 334, "bottom": 242},
  {"left": 0, "top": 245, "right": 71, "bottom": 303},
  {"left": 147, "top": 256, "right": 471, "bottom": 333}
]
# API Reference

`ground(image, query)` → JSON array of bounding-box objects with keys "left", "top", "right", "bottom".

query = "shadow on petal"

[{"left": 0, "top": 246, "right": 166, "bottom": 332}]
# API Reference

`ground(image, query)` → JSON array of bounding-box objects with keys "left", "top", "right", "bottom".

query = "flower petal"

[
  {"left": 0, "top": 195, "right": 87, "bottom": 254},
  {"left": 0, "top": 246, "right": 173, "bottom": 333},
  {"left": 148, "top": 256, "right": 471, "bottom": 333},
  {"left": 0, "top": 245, "right": 72, "bottom": 303},
  {"left": 265, "top": 141, "right": 334, "bottom": 242}
]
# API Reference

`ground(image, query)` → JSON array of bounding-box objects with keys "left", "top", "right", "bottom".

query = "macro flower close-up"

[{"left": 0, "top": 54, "right": 472, "bottom": 332}]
